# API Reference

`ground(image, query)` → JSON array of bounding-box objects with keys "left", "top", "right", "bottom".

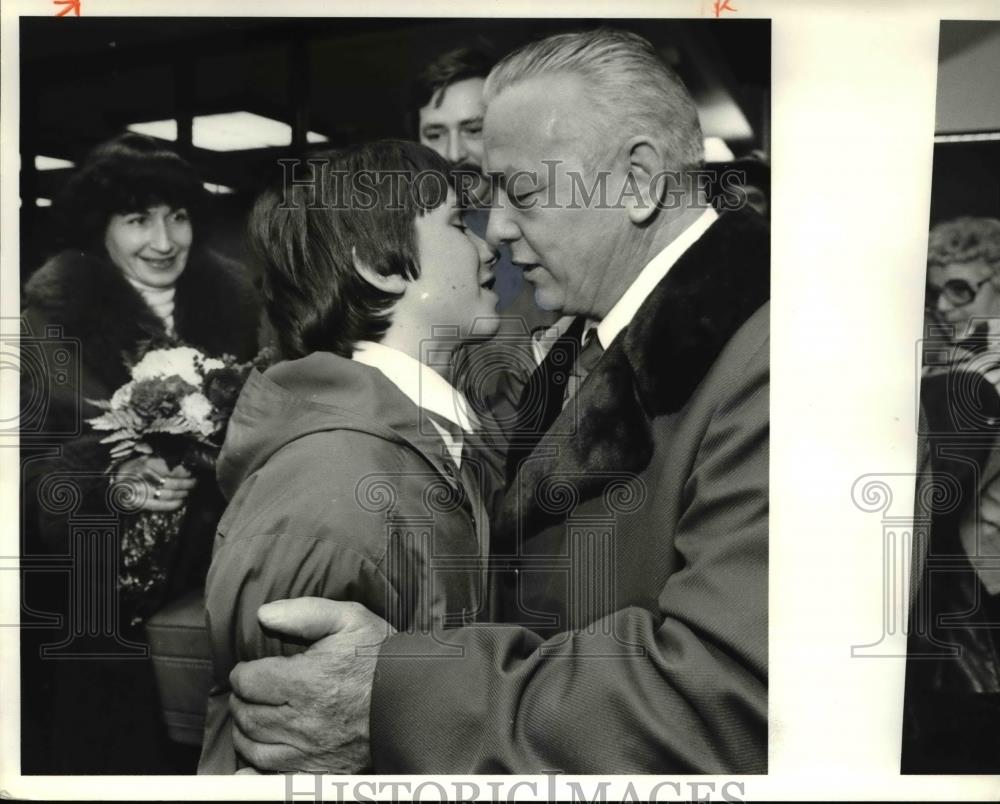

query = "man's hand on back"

[{"left": 229, "top": 598, "right": 394, "bottom": 773}]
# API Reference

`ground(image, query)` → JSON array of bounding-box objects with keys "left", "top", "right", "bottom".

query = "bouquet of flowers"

[{"left": 88, "top": 341, "right": 267, "bottom": 625}]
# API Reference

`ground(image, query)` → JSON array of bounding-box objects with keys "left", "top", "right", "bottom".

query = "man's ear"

[
  {"left": 622, "top": 136, "right": 667, "bottom": 225},
  {"left": 352, "top": 246, "right": 408, "bottom": 294}
]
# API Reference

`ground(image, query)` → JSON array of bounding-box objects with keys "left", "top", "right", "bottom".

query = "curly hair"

[
  {"left": 53, "top": 132, "right": 206, "bottom": 253},
  {"left": 927, "top": 217, "right": 1000, "bottom": 274}
]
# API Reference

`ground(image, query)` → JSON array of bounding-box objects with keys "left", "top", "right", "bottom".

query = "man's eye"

[
  {"left": 510, "top": 189, "right": 537, "bottom": 206},
  {"left": 126, "top": 215, "right": 147, "bottom": 225},
  {"left": 463, "top": 124, "right": 483, "bottom": 137},
  {"left": 172, "top": 209, "right": 190, "bottom": 223}
]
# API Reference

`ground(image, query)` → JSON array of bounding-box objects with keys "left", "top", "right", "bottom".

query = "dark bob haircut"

[
  {"left": 249, "top": 139, "right": 459, "bottom": 360},
  {"left": 54, "top": 132, "right": 206, "bottom": 253},
  {"left": 404, "top": 44, "right": 496, "bottom": 139}
]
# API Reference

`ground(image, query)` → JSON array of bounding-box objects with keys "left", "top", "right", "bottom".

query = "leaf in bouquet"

[
  {"left": 90, "top": 406, "right": 144, "bottom": 435},
  {"left": 100, "top": 429, "right": 140, "bottom": 444},
  {"left": 86, "top": 398, "right": 113, "bottom": 412},
  {"left": 147, "top": 414, "right": 200, "bottom": 436},
  {"left": 115, "top": 409, "right": 139, "bottom": 430},
  {"left": 108, "top": 446, "right": 139, "bottom": 466},
  {"left": 108, "top": 437, "right": 138, "bottom": 455},
  {"left": 87, "top": 413, "right": 118, "bottom": 430}
]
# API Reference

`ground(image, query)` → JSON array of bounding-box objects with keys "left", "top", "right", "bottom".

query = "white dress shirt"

[
  {"left": 352, "top": 340, "right": 476, "bottom": 468},
  {"left": 595, "top": 206, "right": 718, "bottom": 349},
  {"left": 529, "top": 206, "right": 719, "bottom": 362}
]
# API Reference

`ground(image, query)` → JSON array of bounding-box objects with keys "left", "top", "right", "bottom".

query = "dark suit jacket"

[{"left": 369, "top": 209, "right": 770, "bottom": 773}]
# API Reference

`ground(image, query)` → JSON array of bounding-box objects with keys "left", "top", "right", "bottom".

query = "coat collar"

[
  {"left": 220, "top": 354, "right": 461, "bottom": 496},
  {"left": 24, "top": 250, "right": 166, "bottom": 389},
  {"left": 23, "top": 248, "right": 261, "bottom": 389},
  {"left": 498, "top": 209, "right": 770, "bottom": 538}
]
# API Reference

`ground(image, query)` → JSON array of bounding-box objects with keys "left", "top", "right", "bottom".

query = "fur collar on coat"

[
  {"left": 499, "top": 208, "right": 770, "bottom": 536},
  {"left": 24, "top": 247, "right": 261, "bottom": 391}
]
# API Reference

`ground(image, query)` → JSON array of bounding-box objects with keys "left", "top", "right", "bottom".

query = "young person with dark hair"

[
  {"left": 404, "top": 44, "right": 555, "bottom": 334},
  {"left": 198, "top": 140, "right": 504, "bottom": 773}
]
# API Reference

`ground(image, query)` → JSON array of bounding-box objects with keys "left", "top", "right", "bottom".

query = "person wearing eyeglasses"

[
  {"left": 921, "top": 217, "right": 1000, "bottom": 432},
  {"left": 907, "top": 216, "right": 1000, "bottom": 771},
  {"left": 926, "top": 217, "right": 1000, "bottom": 345}
]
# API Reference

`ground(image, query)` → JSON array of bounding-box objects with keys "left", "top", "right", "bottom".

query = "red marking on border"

[
  {"left": 713, "top": 0, "right": 737, "bottom": 16},
  {"left": 54, "top": 0, "right": 81, "bottom": 17}
]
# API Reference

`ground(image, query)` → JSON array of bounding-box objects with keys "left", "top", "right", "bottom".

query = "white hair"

[{"left": 484, "top": 28, "right": 704, "bottom": 171}]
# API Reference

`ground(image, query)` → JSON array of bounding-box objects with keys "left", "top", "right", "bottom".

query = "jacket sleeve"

[
  {"left": 369, "top": 333, "right": 768, "bottom": 774},
  {"left": 200, "top": 527, "right": 401, "bottom": 774},
  {"left": 21, "top": 305, "right": 119, "bottom": 548},
  {"left": 206, "top": 531, "right": 399, "bottom": 664}
]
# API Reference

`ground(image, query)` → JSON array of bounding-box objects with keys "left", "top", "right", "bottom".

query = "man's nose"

[
  {"left": 485, "top": 193, "right": 520, "bottom": 249},
  {"left": 937, "top": 294, "right": 954, "bottom": 314}
]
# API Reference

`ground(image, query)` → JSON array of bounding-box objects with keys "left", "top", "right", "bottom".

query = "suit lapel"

[
  {"left": 497, "top": 209, "right": 770, "bottom": 539},
  {"left": 504, "top": 315, "right": 586, "bottom": 482}
]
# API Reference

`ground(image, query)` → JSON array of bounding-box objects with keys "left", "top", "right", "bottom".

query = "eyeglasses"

[{"left": 926, "top": 277, "right": 992, "bottom": 309}]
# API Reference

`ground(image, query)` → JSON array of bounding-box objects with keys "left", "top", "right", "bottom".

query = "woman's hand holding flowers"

[{"left": 111, "top": 455, "right": 197, "bottom": 513}]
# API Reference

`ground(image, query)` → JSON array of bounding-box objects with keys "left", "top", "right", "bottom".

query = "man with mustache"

[{"left": 226, "top": 28, "right": 769, "bottom": 774}]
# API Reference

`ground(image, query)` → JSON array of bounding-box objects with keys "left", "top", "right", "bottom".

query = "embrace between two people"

[{"left": 199, "top": 28, "right": 770, "bottom": 775}]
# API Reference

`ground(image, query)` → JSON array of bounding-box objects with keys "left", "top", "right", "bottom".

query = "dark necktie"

[
  {"left": 504, "top": 316, "right": 587, "bottom": 482},
  {"left": 563, "top": 327, "right": 605, "bottom": 406}
]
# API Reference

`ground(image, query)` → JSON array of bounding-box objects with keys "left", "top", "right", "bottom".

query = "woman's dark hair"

[
  {"left": 404, "top": 44, "right": 496, "bottom": 139},
  {"left": 249, "top": 139, "right": 458, "bottom": 360},
  {"left": 54, "top": 132, "right": 206, "bottom": 253}
]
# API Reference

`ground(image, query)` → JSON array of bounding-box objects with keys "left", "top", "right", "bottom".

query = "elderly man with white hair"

[{"left": 225, "top": 28, "right": 769, "bottom": 774}]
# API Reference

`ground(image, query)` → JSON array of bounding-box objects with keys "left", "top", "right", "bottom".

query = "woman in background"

[
  {"left": 906, "top": 216, "right": 1000, "bottom": 771},
  {"left": 20, "top": 132, "right": 260, "bottom": 773}
]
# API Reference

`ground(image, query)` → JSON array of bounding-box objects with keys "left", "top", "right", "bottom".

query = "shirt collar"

[
  {"left": 595, "top": 206, "right": 719, "bottom": 350},
  {"left": 351, "top": 340, "right": 477, "bottom": 434}
]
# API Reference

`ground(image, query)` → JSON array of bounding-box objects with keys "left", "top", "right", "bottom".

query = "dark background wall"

[
  {"left": 20, "top": 16, "right": 771, "bottom": 280},
  {"left": 929, "top": 142, "right": 1000, "bottom": 226},
  {"left": 928, "top": 21, "right": 1000, "bottom": 226}
]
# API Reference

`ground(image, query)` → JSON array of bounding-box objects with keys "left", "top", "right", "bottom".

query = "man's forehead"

[
  {"left": 483, "top": 74, "right": 587, "bottom": 174},
  {"left": 419, "top": 77, "right": 486, "bottom": 127}
]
